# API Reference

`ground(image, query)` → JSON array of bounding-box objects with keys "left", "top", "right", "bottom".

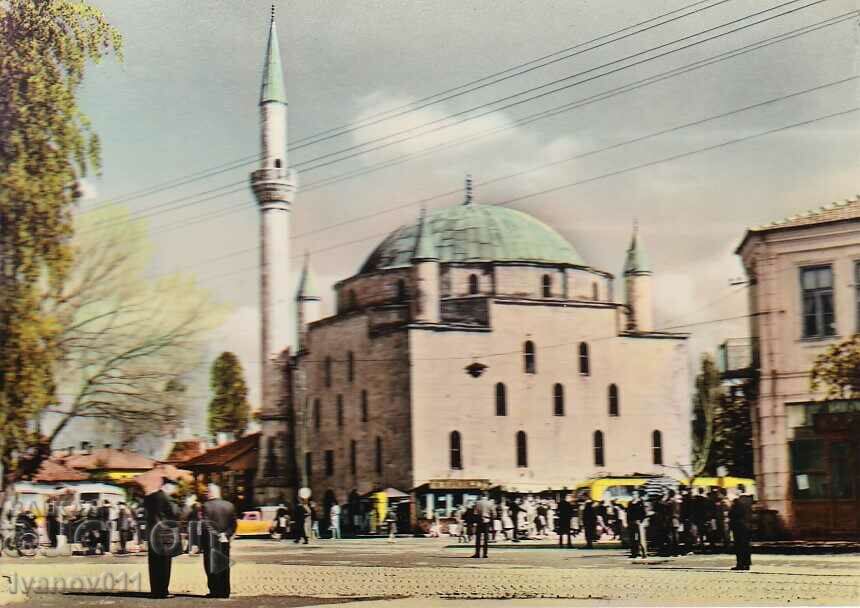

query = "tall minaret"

[
  {"left": 623, "top": 220, "right": 654, "bottom": 332},
  {"left": 251, "top": 6, "right": 296, "bottom": 414}
]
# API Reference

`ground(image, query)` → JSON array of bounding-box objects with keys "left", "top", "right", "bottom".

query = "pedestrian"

[
  {"left": 330, "top": 502, "right": 342, "bottom": 539},
  {"left": 662, "top": 490, "right": 681, "bottom": 556},
  {"left": 691, "top": 487, "right": 708, "bottom": 550},
  {"left": 274, "top": 503, "right": 290, "bottom": 540},
  {"left": 201, "top": 484, "right": 237, "bottom": 598},
  {"left": 144, "top": 477, "right": 181, "bottom": 599},
  {"left": 117, "top": 502, "right": 134, "bottom": 554},
  {"left": 627, "top": 490, "right": 647, "bottom": 558},
  {"left": 509, "top": 498, "right": 523, "bottom": 542},
  {"left": 46, "top": 498, "right": 60, "bottom": 548},
  {"left": 293, "top": 500, "right": 309, "bottom": 544},
  {"left": 186, "top": 500, "right": 203, "bottom": 554},
  {"left": 729, "top": 483, "right": 753, "bottom": 571},
  {"left": 582, "top": 500, "right": 598, "bottom": 549},
  {"left": 501, "top": 501, "right": 514, "bottom": 541},
  {"left": 472, "top": 492, "right": 494, "bottom": 559},
  {"left": 309, "top": 501, "right": 320, "bottom": 539},
  {"left": 385, "top": 509, "right": 397, "bottom": 543},
  {"left": 557, "top": 494, "right": 574, "bottom": 548}
]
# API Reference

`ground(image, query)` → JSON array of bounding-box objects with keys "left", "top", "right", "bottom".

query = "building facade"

[
  {"left": 736, "top": 196, "right": 860, "bottom": 535},
  {"left": 250, "top": 13, "right": 691, "bottom": 510}
]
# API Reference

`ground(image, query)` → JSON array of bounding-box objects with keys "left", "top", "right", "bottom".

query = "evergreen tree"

[
  {"left": 208, "top": 352, "right": 250, "bottom": 439},
  {"left": 0, "top": 0, "right": 121, "bottom": 480}
]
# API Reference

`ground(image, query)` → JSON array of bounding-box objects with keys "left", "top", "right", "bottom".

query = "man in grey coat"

[{"left": 201, "top": 484, "right": 237, "bottom": 598}]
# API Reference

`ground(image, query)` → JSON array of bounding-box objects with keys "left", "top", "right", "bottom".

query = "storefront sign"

[{"left": 425, "top": 479, "right": 491, "bottom": 491}]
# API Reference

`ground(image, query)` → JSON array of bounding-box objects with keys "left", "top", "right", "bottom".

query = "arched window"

[
  {"left": 468, "top": 274, "right": 479, "bottom": 295},
  {"left": 274, "top": 158, "right": 282, "bottom": 168},
  {"left": 579, "top": 342, "right": 590, "bottom": 376},
  {"left": 608, "top": 384, "right": 619, "bottom": 416},
  {"left": 350, "top": 440, "right": 357, "bottom": 476},
  {"left": 495, "top": 383, "right": 507, "bottom": 416},
  {"left": 396, "top": 279, "right": 407, "bottom": 302},
  {"left": 375, "top": 436, "right": 383, "bottom": 474},
  {"left": 516, "top": 431, "right": 528, "bottom": 468},
  {"left": 593, "top": 430, "right": 605, "bottom": 466},
  {"left": 313, "top": 399, "right": 321, "bottom": 430},
  {"left": 336, "top": 395, "right": 344, "bottom": 428},
  {"left": 592, "top": 281, "right": 599, "bottom": 300},
  {"left": 553, "top": 383, "right": 565, "bottom": 416},
  {"left": 542, "top": 274, "right": 552, "bottom": 298},
  {"left": 347, "top": 351, "right": 355, "bottom": 383},
  {"left": 450, "top": 431, "right": 462, "bottom": 469},
  {"left": 652, "top": 430, "right": 663, "bottom": 465},
  {"left": 324, "top": 357, "right": 332, "bottom": 387},
  {"left": 360, "top": 390, "right": 369, "bottom": 423},
  {"left": 524, "top": 340, "right": 536, "bottom": 374}
]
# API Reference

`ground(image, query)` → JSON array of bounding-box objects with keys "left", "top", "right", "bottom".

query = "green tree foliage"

[
  {"left": 691, "top": 353, "right": 754, "bottom": 478},
  {"left": 209, "top": 352, "right": 250, "bottom": 439},
  {"left": 810, "top": 334, "right": 860, "bottom": 399},
  {"left": 0, "top": 0, "right": 121, "bottom": 477}
]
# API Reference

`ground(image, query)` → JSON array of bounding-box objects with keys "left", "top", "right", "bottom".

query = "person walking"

[
  {"left": 201, "top": 484, "right": 237, "bottom": 598},
  {"left": 293, "top": 500, "right": 309, "bottom": 544},
  {"left": 46, "top": 498, "right": 60, "bottom": 548},
  {"left": 582, "top": 501, "right": 598, "bottom": 549},
  {"left": 309, "top": 501, "right": 320, "bottom": 539},
  {"left": 627, "top": 490, "right": 647, "bottom": 558},
  {"left": 501, "top": 501, "right": 514, "bottom": 541},
  {"left": 557, "top": 494, "right": 574, "bottom": 548},
  {"left": 729, "top": 484, "right": 754, "bottom": 571},
  {"left": 186, "top": 500, "right": 203, "bottom": 554},
  {"left": 472, "top": 492, "right": 494, "bottom": 559},
  {"left": 274, "top": 504, "right": 290, "bottom": 540},
  {"left": 97, "top": 499, "right": 112, "bottom": 555},
  {"left": 117, "top": 502, "right": 134, "bottom": 554},
  {"left": 144, "top": 477, "right": 181, "bottom": 599},
  {"left": 330, "top": 503, "right": 342, "bottom": 539}
]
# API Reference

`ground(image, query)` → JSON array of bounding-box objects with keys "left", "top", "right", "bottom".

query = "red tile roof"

[
  {"left": 30, "top": 459, "right": 88, "bottom": 482},
  {"left": 183, "top": 432, "right": 260, "bottom": 471},
  {"left": 163, "top": 440, "right": 206, "bottom": 464},
  {"left": 62, "top": 448, "right": 155, "bottom": 471}
]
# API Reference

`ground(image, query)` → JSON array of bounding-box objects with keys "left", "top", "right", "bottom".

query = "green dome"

[{"left": 360, "top": 203, "right": 586, "bottom": 273}]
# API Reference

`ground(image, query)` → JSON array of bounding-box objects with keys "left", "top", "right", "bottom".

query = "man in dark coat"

[
  {"left": 144, "top": 478, "right": 181, "bottom": 599},
  {"left": 557, "top": 494, "right": 574, "bottom": 548},
  {"left": 729, "top": 484, "right": 754, "bottom": 570},
  {"left": 293, "top": 500, "right": 309, "bottom": 544},
  {"left": 45, "top": 499, "right": 60, "bottom": 548},
  {"left": 201, "top": 484, "right": 237, "bottom": 598},
  {"left": 626, "top": 490, "right": 647, "bottom": 558},
  {"left": 97, "top": 499, "right": 112, "bottom": 555},
  {"left": 472, "top": 493, "right": 494, "bottom": 558},
  {"left": 582, "top": 501, "right": 598, "bottom": 549}
]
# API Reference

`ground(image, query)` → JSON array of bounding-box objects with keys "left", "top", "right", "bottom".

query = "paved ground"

[{"left": 1, "top": 537, "right": 858, "bottom": 606}]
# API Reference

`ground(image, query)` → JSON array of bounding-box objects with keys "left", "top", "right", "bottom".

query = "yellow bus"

[{"left": 573, "top": 477, "right": 656, "bottom": 505}]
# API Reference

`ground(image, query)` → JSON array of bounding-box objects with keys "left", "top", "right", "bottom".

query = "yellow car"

[
  {"left": 572, "top": 477, "right": 654, "bottom": 505},
  {"left": 235, "top": 510, "right": 274, "bottom": 537}
]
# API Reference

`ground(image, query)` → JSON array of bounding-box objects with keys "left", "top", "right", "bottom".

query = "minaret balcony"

[{"left": 251, "top": 167, "right": 297, "bottom": 205}]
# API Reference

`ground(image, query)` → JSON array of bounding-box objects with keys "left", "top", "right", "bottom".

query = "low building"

[
  {"left": 60, "top": 447, "right": 156, "bottom": 483},
  {"left": 183, "top": 433, "right": 260, "bottom": 511},
  {"left": 736, "top": 195, "right": 860, "bottom": 536}
]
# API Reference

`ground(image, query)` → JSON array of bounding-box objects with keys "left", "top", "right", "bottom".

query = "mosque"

[{"left": 249, "top": 12, "right": 692, "bottom": 514}]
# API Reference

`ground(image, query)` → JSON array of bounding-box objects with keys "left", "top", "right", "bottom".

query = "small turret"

[
  {"left": 623, "top": 220, "right": 654, "bottom": 332},
  {"left": 296, "top": 252, "right": 321, "bottom": 351},
  {"left": 410, "top": 207, "right": 440, "bottom": 323}
]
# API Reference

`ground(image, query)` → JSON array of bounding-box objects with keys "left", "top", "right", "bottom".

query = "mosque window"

[
  {"left": 350, "top": 440, "right": 357, "bottom": 476},
  {"left": 324, "top": 450, "right": 334, "bottom": 477},
  {"left": 375, "top": 436, "right": 383, "bottom": 474},
  {"left": 347, "top": 351, "right": 355, "bottom": 383},
  {"left": 652, "top": 430, "right": 663, "bottom": 465},
  {"left": 313, "top": 399, "right": 321, "bottom": 430},
  {"left": 336, "top": 395, "right": 344, "bottom": 428},
  {"left": 608, "top": 384, "right": 619, "bottom": 416},
  {"left": 396, "top": 279, "right": 408, "bottom": 302},
  {"left": 542, "top": 274, "right": 552, "bottom": 298},
  {"left": 361, "top": 390, "right": 369, "bottom": 423},
  {"left": 274, "top": 159, "right": 282, "bottom": 168},
  {"left": 516, "top": 431, "right": 528, "bottom": 468},
  {"left": 579, "top": 342, "right": 590, "bottom": 376},
  {"left": 324, "top": 357, "right": 332, "bottom": 387},
  {"left": 450, "top": 431, "right": 463, "bottom": 469},
  {"left": 553, "top": 383, "right": 565, "bottom": 416},
  {"left": 524, "top": 340, "right": 536, "bottom": 374},
  {"left": 495, "top": 383, "right": 507, "bottom": 416},
  {"left": 592, "top": 281, "right": 599, "bottom": 300},
  {"left": 468, "top": 274, "right": 479, "bottom": 295},
  {"left": 593, "top": 431, "right": 605, "bottom": 466}
]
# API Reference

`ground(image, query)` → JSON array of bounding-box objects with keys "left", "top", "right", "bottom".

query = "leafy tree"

[
  {"left": 0, "top": 0, "right": 121, "bottom": 479},
  {"left": 810, "top": 334, "right": 860, "bottom": 399},
  {"left": 42, "top": 206, "right": 226, "bottom": 451},
  {"left": 209, "top": 352, "right": 251, "bottom": 440}
]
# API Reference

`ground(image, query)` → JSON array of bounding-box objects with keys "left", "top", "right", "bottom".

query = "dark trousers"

[
  {"left": 629, "top": 521, "right": 642, "bottom": 557},
  {"left": 147, "top": 551, "right": 172, "bottom": 598},
  {"left": 294, "top": 519, "right": 308, "bottom": 543},
  {"left": 101, "top": 526, "right": 111, "bottom": 553},
  {"left": 584, "top": 523, "right": 597, "bottom": 548},
  {"left": 473, "top": 521, "right": 489, "bottom": 557},
  {"left": 202, "top": 538, "right": 231, "bottom": 598},
  {"left": 732, "top": 525, "right": 751, "bottom": 568},
  {"left": 558, "top": 529, "right": 572, "bottom": 547},
  {"left": 47, "top": 519, "right": 59, "bottom": 548}
]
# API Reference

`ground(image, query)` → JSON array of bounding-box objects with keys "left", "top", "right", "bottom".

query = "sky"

[{"left": 70, "top": 0, "right": 859, "bottom": 451}]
